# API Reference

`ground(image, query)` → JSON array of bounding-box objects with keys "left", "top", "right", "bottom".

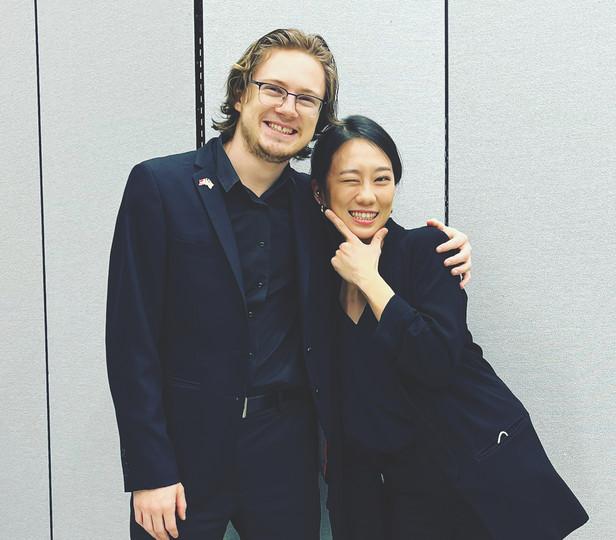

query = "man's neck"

[{"left": 223, "top": 134, "right": 288, "bottom": 197}]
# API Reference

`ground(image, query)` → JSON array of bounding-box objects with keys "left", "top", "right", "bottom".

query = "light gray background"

[{"left": 2, "top": 1, "right": 614, "bottom": 539}]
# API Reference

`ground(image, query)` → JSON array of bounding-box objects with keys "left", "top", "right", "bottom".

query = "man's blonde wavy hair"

[{"left": 212, "top": 28, "right": 339, "bottom": 160}]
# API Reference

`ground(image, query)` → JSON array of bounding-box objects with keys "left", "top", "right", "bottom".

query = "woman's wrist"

[{"left": 358, "top": 273, "right": 395, "bottom": 321}]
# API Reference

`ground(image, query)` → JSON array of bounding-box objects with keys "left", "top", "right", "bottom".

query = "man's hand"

[
  {"left": 426, "top": 218, "right": 472, "bottom": 288},
  {"left": 133, "top": 482, "right": 187, "bottom": 540}
]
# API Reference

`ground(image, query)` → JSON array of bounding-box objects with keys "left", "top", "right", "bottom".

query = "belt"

[{"left": 241, "top": 387, "right": 309, "bottom": 418}]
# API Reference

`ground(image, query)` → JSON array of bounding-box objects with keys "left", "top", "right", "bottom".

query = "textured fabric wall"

[
  {"left": 2, "top": 2, "right": 49, "bottom": 538},
  {"left": 2, "top": 1, "right": 613, "bottom": 539},
  {"left": 1, "top": 1, "right": 195, "bottom": 539},
  {"left": 449, "top": 3, "right": 615, "bottom": 538}
]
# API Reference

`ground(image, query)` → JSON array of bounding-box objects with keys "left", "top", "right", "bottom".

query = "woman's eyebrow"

[{"left": 338, "top": 166, "right": 392, "bottom": 175}]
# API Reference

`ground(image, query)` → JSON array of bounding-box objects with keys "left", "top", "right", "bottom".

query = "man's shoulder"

[
  {"left": 137, "top": 149, "right": 198, "bottom": 178},
  {"left": 388, "top": 222, "right": 449, "bottom": 257},
  {"left": 404, "top": 225, "right": 449, "bottom": 246}
]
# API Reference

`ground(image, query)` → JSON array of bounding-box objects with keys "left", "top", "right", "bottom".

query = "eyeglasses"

[{"left": 249, "top": 80, "right": 326, "bottom": 117}]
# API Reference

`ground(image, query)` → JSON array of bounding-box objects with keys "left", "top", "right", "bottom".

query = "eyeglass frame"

[{"left": 249, "top": 80, "right": 326, "bottom": 115}]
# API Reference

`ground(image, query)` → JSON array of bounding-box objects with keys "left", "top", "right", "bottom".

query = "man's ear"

[{"left": 233, "top": 90, "right": 245, "bottom": 113}]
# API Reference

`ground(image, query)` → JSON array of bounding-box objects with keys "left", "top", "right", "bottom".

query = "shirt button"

[
  {"left": 258, "top": 241, "right": 265, "bottom": 248},
  {"left": 314, "top": 386, "right": 319, "bottom": 394},
  {"left": 306, "top": 346, "right": 312, "bottom": 353},
  {"left": 248, "top": 352, "right": 254, "bottom": 360},
  {"left": 248, "top": 311, "right": 255, "bottom": 319},
  {"left": 257, "top": 281, "right": 264, "bottom": 289}
]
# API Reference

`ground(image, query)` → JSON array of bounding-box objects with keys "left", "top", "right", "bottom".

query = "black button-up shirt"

[{"left": 214, "top": 138, "right": 307, "bottom": 394}]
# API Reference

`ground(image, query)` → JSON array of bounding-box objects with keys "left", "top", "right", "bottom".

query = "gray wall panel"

[
  {"left": 204, "top": 0, "right": 445, "bottom": 228},
  {"left": 0, "top": 2, "right": 49, "bottom": 539},
  {"left": 449, "top": 2, "right": 615, "bottom": 538},
  {"left": 37, "top": 2, "right": 194, "bottom": 538}
]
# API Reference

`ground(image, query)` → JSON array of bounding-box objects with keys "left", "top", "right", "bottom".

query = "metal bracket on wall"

[{"left": 194, "top": 0, "right": 206, "bottom": 148}]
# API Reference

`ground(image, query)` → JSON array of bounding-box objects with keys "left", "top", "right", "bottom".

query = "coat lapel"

[{"left": 192, "top": 142, "right": 246, "bottom": 307}]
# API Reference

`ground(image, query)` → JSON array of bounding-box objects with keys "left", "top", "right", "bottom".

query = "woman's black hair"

[{"left": 310, "top": 115, "right": 403, "bottom": 193}]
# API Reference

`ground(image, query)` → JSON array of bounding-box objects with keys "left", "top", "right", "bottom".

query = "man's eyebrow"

[
  {"left": 262, "top": 78, "right": 322, "bottom": 96},
  {"left": 338, "top": 166, "right": 393, "bottom": 175}
]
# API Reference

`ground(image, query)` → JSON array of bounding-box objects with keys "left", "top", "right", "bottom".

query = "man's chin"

[{"left": 254, "top": 142, "right": 300, "bottom": 164}]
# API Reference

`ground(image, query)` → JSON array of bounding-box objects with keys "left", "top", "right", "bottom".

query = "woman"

[{"left": 311, "top": 116, "right": 588, "bottom": 539}]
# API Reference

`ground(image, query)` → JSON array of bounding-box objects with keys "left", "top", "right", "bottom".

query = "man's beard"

[{"left": 240, "top": 120, "right": 300, "bottom": 164}]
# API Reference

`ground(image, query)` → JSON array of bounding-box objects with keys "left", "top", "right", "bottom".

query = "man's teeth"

[
  {"left": 350, "top": 211, "right": 378, "bottom": 220},
  {"left": 267, "top": 122, "right": 294, "bottom": 134}
]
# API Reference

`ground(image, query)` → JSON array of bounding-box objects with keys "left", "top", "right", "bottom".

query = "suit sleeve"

[
  {"left": 105, "top": 162, "right": 180, "bottom": 492},
  {"left": 373, "top": 228, "right": 468, "bottom": 388}
]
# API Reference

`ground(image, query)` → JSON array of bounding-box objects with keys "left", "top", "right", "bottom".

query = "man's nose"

[{"left": 276, "top": 95, "right": 299, "bottom": 117}]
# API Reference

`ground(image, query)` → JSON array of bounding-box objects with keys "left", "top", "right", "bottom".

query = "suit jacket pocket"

[{"left": 475, "top": 414, "right": 530, "bottom": 462}]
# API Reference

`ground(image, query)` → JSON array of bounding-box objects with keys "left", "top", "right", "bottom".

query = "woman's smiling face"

[{"left": 324, "top": 138, "right": 396, "bottom": 242}]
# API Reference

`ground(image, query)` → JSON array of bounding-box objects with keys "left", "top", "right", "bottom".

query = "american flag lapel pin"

[{"left": 198, "top": 177, "right": 214, "bottom": 189}]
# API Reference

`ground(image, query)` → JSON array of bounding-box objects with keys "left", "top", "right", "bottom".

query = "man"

[{"left": 106, "top": 28, "right": 472, "bottom": 540}]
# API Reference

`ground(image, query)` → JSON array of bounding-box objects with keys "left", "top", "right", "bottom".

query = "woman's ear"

[
  {"left": 311, "top": 179, "right": 328, "bottom": 213},
  {"left": 311, "top": 179, "right": 322, "bottom": 205}
]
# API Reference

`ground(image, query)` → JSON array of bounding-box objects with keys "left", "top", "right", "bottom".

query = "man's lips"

[
  {"left": 264, "top": 121, "right": 298, "bottom": 136},
  {"left": 348, "top": 210, "right": 379, "bottom": 224}
]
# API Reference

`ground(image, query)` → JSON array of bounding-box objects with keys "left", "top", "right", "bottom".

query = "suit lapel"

[{"left": 192, "top": 142, "right": 246, "bottom": 307}]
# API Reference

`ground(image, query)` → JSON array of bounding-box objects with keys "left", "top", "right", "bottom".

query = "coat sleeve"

[
  {"left": 105, "top": 162, "right": 180, "bottom": 492},
  {"left": 373, "top": 227, "right": 468, "bottom": 388}
]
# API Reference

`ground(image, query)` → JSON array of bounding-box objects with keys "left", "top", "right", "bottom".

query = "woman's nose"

[{"left": 356, "top": 184, "right": 376, "bottom": 203}]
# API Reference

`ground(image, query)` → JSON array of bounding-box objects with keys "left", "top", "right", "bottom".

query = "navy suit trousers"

[{"left": 130, "top": 399, "right": 321, "bottom": 540}]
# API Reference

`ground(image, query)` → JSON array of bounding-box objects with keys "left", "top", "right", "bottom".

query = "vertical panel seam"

[
  {"left": 444, "top": 0, "right": 449, "bottom": 225},
  {"left": 33, "top": 1, "right": 53, "bottom": 538},
  {"left": 194, "top": 0, "right": 206, "bottom": 148}
]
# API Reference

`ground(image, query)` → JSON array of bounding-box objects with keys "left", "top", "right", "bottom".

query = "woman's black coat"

[{"left": 334, "top": 218, "right": 588, "bottom": 540}]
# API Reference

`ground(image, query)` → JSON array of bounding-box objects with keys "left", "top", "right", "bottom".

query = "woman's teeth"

[{"left": 349, "top": 211, "right": 378, "bottom": 221}]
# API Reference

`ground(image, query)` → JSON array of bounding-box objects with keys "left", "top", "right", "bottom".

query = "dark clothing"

[
  {"left": 106, "top": 137, "right": 341, "bottom": 523},
  {"left": 130, "top": 399, "right": 320, "bottom": 540},
  {"left": 337, "top": 304, "right": 489, "bottom": 539},
  {"left": 338, "top": 302, "right": 418, "bottom": 454},
  {"left": 214, "top": 138, "right": 306, "bottom": 392},
  {"left": 331, "top": 219, "right": 588, "bottom": 540},
  {"left": 341, "top": 436, "right": 490, "bottom": 540}
]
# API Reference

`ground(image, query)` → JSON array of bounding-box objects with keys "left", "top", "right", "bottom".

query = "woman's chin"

[{"left": 346, "top": 223, "right": 377, "bottom": 242}]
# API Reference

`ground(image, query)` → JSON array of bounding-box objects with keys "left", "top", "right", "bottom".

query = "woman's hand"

[
  {"left": 324, "top": 209, "right": 387, "bottom": 287},
  {"left": 324, "top": 209, "right": 395, "bottom": 320},
  {"left": 426, "top": 217, "right": 472, "bottom": 288}
]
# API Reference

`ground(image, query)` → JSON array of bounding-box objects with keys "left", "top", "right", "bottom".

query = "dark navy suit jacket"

[
  {"left": 105, "top": 137, "right": 338, "bottom": 501},
  {"left": 337, "top": 219, "right": 588, "bottom": 539}
]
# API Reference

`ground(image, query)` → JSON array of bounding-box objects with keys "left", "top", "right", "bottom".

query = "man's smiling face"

[{"left": 233, "top": 48, "right": 326, "bottom": 163}]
